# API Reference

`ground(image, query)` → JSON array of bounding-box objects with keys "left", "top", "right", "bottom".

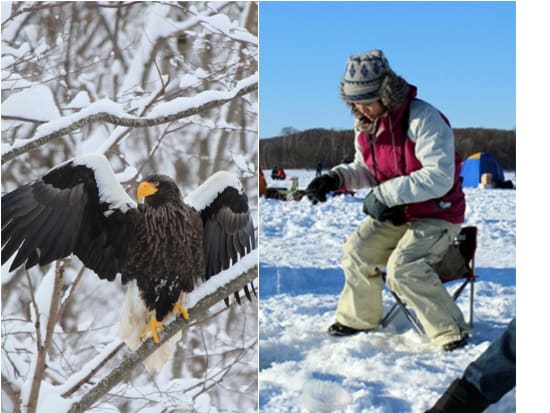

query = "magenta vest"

[{"left": 357, "top": 98, "right": 465, "bottom": 224}]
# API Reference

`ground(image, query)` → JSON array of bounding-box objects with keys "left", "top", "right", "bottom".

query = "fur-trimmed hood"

[{"left": 341, "top": 80, "right": 416, "bottom": 134}]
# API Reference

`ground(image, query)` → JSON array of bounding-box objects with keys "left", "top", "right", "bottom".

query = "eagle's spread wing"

[
  {"left": 1, "top": 153, "right": 137, "bottom": 280},
  {"left": 185, "top": 171, "right": 256, "bottom": 301},
  {"left": 185, "top": 171, "right": 256, "bottom": 278}
]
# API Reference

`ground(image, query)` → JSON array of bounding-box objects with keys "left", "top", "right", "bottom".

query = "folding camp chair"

[{"left": 379, "top": 226, "right": 478, "bottom": 335}]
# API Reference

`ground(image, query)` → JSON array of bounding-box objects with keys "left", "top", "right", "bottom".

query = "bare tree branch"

[
  {"left": 0, "top": 115, "right": 47, "bottom": 124},
  {"left": 1, "top": 81, "right": 257, "bottom": 163},
  {"left": 66, "top": 265, "right": 257, "bottom": 413},
  {"left": 102, "top": 60, "right": 170, "bottom": 159},
  {"left": 1, "top": 2, "right": 67, "bottom": 29},
  {"left": 1, "top": 1, "right": 142, "bottom": 28},
  {"left": 57, "top": 265, "right": 86, "bottom": 321},
  {"left": 26, "top": 261, "right": 66, "bottom": 413}
]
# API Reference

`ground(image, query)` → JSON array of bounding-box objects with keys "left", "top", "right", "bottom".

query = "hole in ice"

[{"left": 300, "top": 379, "right": 352, "bottom": 412}]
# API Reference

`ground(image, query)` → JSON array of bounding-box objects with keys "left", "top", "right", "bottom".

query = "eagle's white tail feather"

[{"left": 119, "top": 280, "right": 182, "bottom": 374}]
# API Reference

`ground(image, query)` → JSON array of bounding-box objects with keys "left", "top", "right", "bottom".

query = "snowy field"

[{"left": 259, "top": 169, "right": 516, "bottom": 413}]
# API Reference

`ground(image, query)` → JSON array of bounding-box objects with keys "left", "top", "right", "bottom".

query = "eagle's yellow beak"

[{"left": 137, "top": 181, "right": 158, "bottom": 203}]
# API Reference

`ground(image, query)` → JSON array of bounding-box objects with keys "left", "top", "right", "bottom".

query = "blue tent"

[{"left": 460, "top": 152, "right": 505, "bottom": 188}]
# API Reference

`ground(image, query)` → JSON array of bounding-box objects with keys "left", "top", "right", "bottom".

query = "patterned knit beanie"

[{"left": 340, "top": 49, "right": 409, "bottom": 110}]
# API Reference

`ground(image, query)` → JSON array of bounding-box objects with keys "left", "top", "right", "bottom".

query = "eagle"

[{"left": 1, "top": 153, "right": 256, "bottom": 372}]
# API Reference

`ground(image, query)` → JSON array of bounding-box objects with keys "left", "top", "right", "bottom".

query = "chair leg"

[
  {"left": 450, "top": 278, "right": 475, "bottom": 328},
  {"left": 469, "top": 279, "right": 475, "bottom": 328},
  {"left": 380, "top": 303, "right": 400, "bottom": 328},
  {"left": 389, "top": 291, "right": 424, "bottom": 336},
  {"left": 382, "top": 278, "right": 477, "bottom": 336},
  {"left": 451, "top": 279, "right": 469, "bottom": 300}
]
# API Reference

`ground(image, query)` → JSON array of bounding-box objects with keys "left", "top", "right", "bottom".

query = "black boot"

[
  {"left": 327, "top": 322, "right": 371, "bottom": 336},
  {"left": 425, "top": 378, "right": 491, "bottom": 413},
  {"left": 442, "top": 334, "right": 469, "bottom": 352}
]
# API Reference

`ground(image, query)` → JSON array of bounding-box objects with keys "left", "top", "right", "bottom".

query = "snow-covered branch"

[
  {"left": 65, "top": 261, "right": 257, "bottom": 413},
  {"left": 2, "top": 3, "right": 258, "bottom": 411},
  {"left": 1, "top": 78, "right": 257, "bottom": 163}
]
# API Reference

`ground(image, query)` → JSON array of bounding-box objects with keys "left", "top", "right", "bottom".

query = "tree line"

[{"left": 259, "top": 127, "right": 516, "bottom": 171}]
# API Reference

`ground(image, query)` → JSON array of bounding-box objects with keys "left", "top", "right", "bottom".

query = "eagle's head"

[{"left": 137, "top": 175, "right": 182, "bottom": 207}]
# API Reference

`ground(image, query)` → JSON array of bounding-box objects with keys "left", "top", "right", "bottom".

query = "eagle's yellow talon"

[
  {"left": 140, "top": 316, "right": 164, "bottom": 343},
  {"left": 173, "top": 302, "right": 189, "bottom": 320}
]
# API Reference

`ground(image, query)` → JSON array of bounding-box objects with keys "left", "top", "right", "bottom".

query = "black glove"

[
  {"left": 383, "top": 206, "right": 407, "bottom": 226},
  {"left": 306, "top": 172, "right": 341, "bottom": 204},
  {"left": 363, "top": 191, "right": 406, "bottom": 225}
]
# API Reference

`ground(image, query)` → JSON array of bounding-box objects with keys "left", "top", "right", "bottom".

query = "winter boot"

[
  {"left": 425, "top": 378, "right": 491, "bottom": 413},
  {"left": 328, "top": 322, "right": 372, "bottom": 336},
  {"left": 442, "top": 334, "right": 469, "bottom": 352}
]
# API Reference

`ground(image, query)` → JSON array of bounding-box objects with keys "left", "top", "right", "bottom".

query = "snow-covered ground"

[{"left": 259, "top": 169, "right": 516, "bottom": 413}]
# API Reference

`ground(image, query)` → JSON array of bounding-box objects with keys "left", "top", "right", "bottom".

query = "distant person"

[
  {"left": 425, "top": 318, "right": 516, "bottom": 412},
  {"left": 316, "top": 161, "right": 323, "bottom": 177},
  {"left": 259, "top": 168, "right": 267, "bottom": 197},
  {"left": 271, "top": 166, "right": 286, "bottom": 180},
  {"left": 306, "top": 49, "right": 468, "bottom": 351}
]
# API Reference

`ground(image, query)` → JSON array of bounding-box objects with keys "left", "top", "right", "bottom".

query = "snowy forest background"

[{"left": 1, "top": 2, "right": 258, "bottom": 413}]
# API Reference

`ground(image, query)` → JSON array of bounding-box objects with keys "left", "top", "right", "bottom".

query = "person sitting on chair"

[{"left": 306, "top": 49, "right": 469, "bottom": 351}]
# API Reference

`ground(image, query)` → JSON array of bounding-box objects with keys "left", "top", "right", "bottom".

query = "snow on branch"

[
  {"left": 1, "top": 75, "right": 258, "bottom": 163},
  {"left": 195, "top": 11, "right": 258, "bottom": 46},
  {"left": 64, "top": 253, "right": 257, "bottom": 413}
]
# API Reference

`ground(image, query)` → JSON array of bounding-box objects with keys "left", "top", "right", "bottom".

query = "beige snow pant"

[{"left": 335, "top": 217, "right": 471, "bottom": 346}]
